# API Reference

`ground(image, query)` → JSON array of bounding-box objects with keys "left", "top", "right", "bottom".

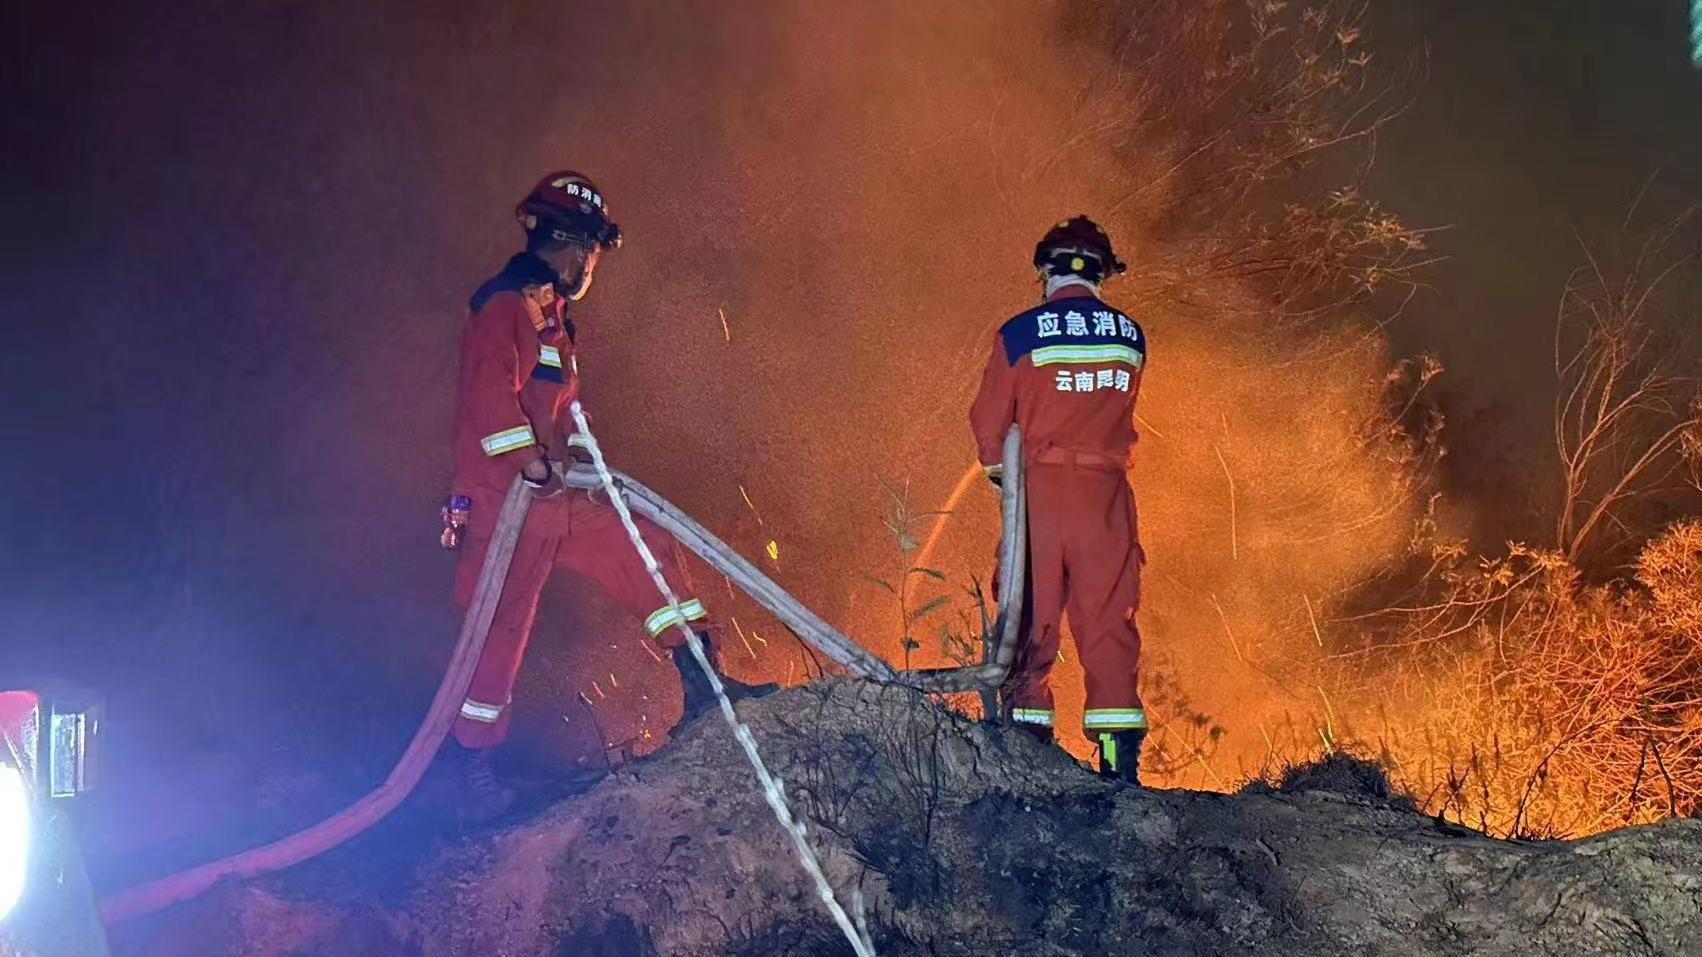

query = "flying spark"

[
  {"left": 738, "top": 485, "right": 765, "bottom": 525},
  {"left": 731, "top": 616, "right": 759, "bottom": 659}
]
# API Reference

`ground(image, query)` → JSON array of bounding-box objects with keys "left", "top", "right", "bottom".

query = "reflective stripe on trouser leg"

[
  {"left": 645, "top": 598, "right": 709, "bottom": 638},
  {"left": 459, "top": 698, "right": 505, "bottom": 723},
  {"left": 1001, "top": 473, "right": 1065, "bottom": 734},
  {"left": 1083, "top": 708, "right": 1147, "bottom": 731},
  {"left": 453, "top": 503, "right": 559, "bottom": 750},
  {"left": 557, "top": 500, "right": 710, "bottom": 650},
  {"left": 1010, "top": 708, "right": 1054, "bottom": 727}
]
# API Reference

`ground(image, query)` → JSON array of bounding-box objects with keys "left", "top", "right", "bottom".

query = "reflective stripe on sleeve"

[
  {"left": 538, "top": 345, "right": 563, "bottom": 368},
  {"left": 567, "top": 433, "right": 591, "bottom": 449},
  {"left": 480, "top": 425, "right": 536, "bottom": 456}
]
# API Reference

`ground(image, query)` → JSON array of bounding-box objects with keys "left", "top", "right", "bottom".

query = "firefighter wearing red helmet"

[
  {"left": 445, "top": 170, "right": 775, "bottom": 812},
  {"left": 970, "top": 214, "right": 1149, "bottom": 784}
]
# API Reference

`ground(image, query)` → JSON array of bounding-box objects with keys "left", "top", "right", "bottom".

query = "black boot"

[
  {"left": 462, "top": 747, "right": 514, "bottom": 821},
  {"left": 1097, "top": 730, "right": 1145, "bottom": 785},
  {"left": 675, "top": 633, "right": 780, "bottom": 721},
  {"left": 1007, "top": 722, "right": 1048, "bottom": 745}
]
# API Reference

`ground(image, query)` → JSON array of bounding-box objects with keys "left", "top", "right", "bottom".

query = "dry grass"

[
  {"left": 1299, "top": 216, "right": 1702, "bottom": 838},
  {"left": 1326, "top": 521, "right": 1702, "bottom": 837}
]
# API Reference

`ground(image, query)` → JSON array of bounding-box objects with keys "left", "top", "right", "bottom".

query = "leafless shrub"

[
  {"left": 1065, "top": 0, "right": 1434, "bottom": 340},
  {"left": 1142, "top": 665, "right": 1231, "bottom": 787},
  {"left": 1242, "top": 747, "right": 1411, "bottom": 806},
  {"left": 784, "top": 684, "right": 966, "bottom": 904},
  {"left": 1554, "top": 210, "right": 1702, "bottom": 568}
]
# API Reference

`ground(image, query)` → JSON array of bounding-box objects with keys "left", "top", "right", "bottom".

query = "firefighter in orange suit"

[
  {"left": 445, "top": 170, "right": 775, "bottom": 805},
  {"left": 969, "top": 215, "right": 1149, "bottom": 783}
]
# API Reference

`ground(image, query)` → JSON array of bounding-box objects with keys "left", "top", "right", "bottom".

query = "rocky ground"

[{"left": 115, "top": 680, "right": 1702, "bottom": 957}]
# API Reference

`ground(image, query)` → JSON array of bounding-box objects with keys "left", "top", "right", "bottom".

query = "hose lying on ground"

[
  {"left": 567, "top": 400, "right": 879, "bottom": 957},
  {"left": 99, "top": 427, "right": 1025, "bottom": 924},
  {"left": 99, "top": 477, "right": 533, "bottom": 924}
]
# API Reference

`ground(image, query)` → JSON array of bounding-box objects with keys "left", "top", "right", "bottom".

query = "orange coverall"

[
  {"left": 969, "top": 289, "right": 1148, "bottom": 737},
  {"left": 448, "top": 252, "right": 709, "bottom": 748}
]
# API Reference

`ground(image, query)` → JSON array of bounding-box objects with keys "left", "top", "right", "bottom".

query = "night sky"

[
  {"left": 2, "top": 0, "right": 1699, "bottom": 892},
  {"left": 1369, "top": 1, "right": 1702, "bottom": 542}
]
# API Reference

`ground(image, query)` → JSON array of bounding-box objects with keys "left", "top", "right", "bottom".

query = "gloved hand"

[
  {"left": 439, "top": 494, "right": 472, "bottom": 550},
  {"left": 522, "top": 457, "right": 564, "bottom": 498},
  {"left": 563, "top": 429, "right": 594, "bottom": 465}
]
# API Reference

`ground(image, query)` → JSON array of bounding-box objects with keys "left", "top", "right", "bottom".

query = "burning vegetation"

[
  {"left": 853, "top": 1, "right": 1701, "bottom": 839},
  {"left": 16, "top": 1, "right": 1699, "bottom": 949},
  {"left": 1307, "top": 218, "right": 1702, "bottom": 837},
  {"left": 391, "top": 0, "right": 1693, "bottom": 848}
]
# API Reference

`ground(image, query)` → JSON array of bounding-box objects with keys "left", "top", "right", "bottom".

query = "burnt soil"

[{"left": 115, "top": 680, "right": 1702, "bottom": 957}]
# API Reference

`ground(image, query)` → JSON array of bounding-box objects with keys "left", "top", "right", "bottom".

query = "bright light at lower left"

[{"left": 0, "top": 765, "right": 28, "bottom": 922}]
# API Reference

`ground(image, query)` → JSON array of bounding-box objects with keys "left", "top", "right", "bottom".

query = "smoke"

[
  {"left": 0, "top": 1, "right": 1411, "bottom": 784},
  {"left": 525, "top": 0, "right": 1433, "bottom": 775},
  {"left": 7, "top": 0, "right": 1698, "bottom": 868}
]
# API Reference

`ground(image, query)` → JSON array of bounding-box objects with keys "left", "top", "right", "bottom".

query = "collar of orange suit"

[{"left": 468, "top": 251, "right": 561, "bottom": 311}]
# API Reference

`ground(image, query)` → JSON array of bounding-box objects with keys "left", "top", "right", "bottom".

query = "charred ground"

[{"left": 118, "top": 682, "right": 1702, "bottom": 957}]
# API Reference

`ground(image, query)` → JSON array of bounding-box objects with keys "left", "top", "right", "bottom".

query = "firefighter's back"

[{"left": 997, "top": 294, "right": 1146, "bottom": 465}]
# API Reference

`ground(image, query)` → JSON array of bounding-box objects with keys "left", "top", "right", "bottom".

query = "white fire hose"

[
  {"left": 566, "top": 401, "right": 878, "bottom": 957},
  {"left": 101, "top": 417, "right": 1024, "bottom": 943}
]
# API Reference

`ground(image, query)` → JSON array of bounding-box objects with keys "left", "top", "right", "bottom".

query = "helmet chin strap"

[
  {"left": 559, "top": 267, "right": 593, "bottom": 301},
  {"left": 1043, "top": 271, "right": 1101, "bottom": 299}
]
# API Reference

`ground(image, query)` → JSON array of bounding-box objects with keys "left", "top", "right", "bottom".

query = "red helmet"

[
  {"left": 1032, "top": 215, "right": 1126, "bottom": 280},
  {"left": 516, "top": 170, "right": 623, "bottom": 250}
]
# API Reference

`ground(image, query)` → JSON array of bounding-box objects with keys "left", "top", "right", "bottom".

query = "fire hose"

[
  {"left": 566, "top": 401, "right": 876, "bottom": 957},
  {"left": 99, "top": 426, "right": 1025, "bottom": 925},
  {"left": 555, "top": 425, "right": 1026, "bottom": 692},
  {"left": 894, "top": 428, "right": 1026, "bottom": 694},
  {"left": 99, "top": 476, "right": 536, "bottom": 923}
]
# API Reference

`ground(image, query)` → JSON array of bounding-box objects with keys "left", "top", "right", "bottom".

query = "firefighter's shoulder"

[
  {"left": 467, "top": 253, "right": 559, "bottom": 315},
  {"left": 996, "top": 296, "right": 1144, "bottom": 364},
  {"left": 466, "top": 288, "right": 527, "bottom": 328},
  {"left": 464, "top": 282, "right": 547, "bottom": 348},
  {"left": 468, "top": 277, "right": 530, "bottom": 318},
  {"left": 459, "top": 287, "right": 531, "bottom": 356}
]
